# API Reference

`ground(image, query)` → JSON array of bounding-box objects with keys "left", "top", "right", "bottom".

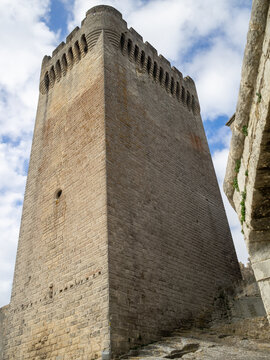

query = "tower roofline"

[
  {"left": 85, "top": 5, "right": 123, "bottom": 19},
  {"left": 39, "top": 5, "right": 199, "bottom": 114}
]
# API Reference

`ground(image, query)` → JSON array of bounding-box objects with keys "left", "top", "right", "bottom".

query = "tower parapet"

[{"left": 39, "top": 6, "right": 200, "bottom": 115}]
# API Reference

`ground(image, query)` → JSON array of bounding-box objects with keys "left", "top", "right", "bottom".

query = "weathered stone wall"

[
  {"left": 103, "top": 13, "right": 241, "bottom": 357},
  {"left": 0, "top": 306, "right": 8, "bottom": 360},
  {"left": 224, "top": 0, "right": 270, "bottom": 322},
  {"left": 4, "top": 10, "right": 110, "bottom": 360}
]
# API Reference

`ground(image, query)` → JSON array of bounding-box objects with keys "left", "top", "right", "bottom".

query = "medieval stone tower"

[{"left": 1, "top": 5, "right": 241, "bottom": 360}]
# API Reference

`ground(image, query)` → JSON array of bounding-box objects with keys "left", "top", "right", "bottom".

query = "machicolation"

[{"left": 40, "top": 7, "right": 199, "bottom": 115}]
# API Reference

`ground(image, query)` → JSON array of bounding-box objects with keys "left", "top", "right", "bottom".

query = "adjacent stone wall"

[{"left": 224, "top": 0, "right": 270, "bottom": 322}]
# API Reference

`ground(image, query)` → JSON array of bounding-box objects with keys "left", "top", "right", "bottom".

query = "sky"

[{"left": 0, "top": 0, "right": 252, "bottom": 307}]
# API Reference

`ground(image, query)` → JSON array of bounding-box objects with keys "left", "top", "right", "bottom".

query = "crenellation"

[
  {"left": 66, "top": 26, "right": 80, "bottom": 43},
  {"left": 39, "top": 7, "right": 199, "bottom": 116},
  {"left": 145, "top": 41, "right": 158, "bottom": 56},
  {"left": 119, "top": 28, "right": 200, "bottom": 113},
  {"left": 52, "top": 42, "right": 65, "bottom": 57},
  {"left": 39, "top": 30, "right": 90, "bottom": 94},
  {"left": 129, "top": 27, "right": 143, "bottom": 42},
  {"left": 172, "top": 66, "right": 183, "bottom": 80},
  {"left": 159, "top": 54, "right": 171, "bottom": 67}
]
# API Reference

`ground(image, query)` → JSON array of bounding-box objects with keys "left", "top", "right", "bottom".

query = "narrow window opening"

[
  {"left": 81, "top": 34, "right": 88, "bottom": 53},
  {"left": 147, "top": 57, "right": 152, "bottom": 74},
  {"left": 68, "top": 47, "right": 74, "bottom": 66},
  {"left": 181, "top": 86, "right": 185, "bottom": 103},
  {"left": 62, "top": 54, "right": 68, "bottom": 74},
  {"left": 55, "top": 189, "right": 62, "bottom": 199},
  {"left": 74, "top": 41, "right": 81, "bottom": 61},
  {"left": 170, "top": 77, "right": 174, "bottom": 94},
  {"left": 55, "top": 60, "right": 62, "bottom": 80},
  {"left": 159, "top": 67, "right": 164, "bottom": 84},
  {"left": 187, "top": 91, "right": 191, "bottom": 109},
  {"left": 140, "top": 50, "right": 145, "bottom": 68},
  {"left": 127, "top": 39, "right": 132, "bottom": 55},
  {"left": 191, "top": 95, "right": 195, "bottom": 113},
  {"left": 44, "top": 72, "right": 49, "bottom": 90},
  {"left": 120, "top": 33, "right": 125, "bottom": 51},
  {"left": 165, "top": 72, "right": 169, "bottom": 89},
  {"left": 153, "top": 62, "right": 157, "bottom": 79},
  {"left": 176, "top": 82, "right": 180, "bottom": 99},
  {"left": 50, "top": 66, "right": 56, "bottom": 85},
  {"left": 134, "top": 45, "right": 139, "bottom": 61}
]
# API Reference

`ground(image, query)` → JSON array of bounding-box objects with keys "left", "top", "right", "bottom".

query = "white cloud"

[
  {"left": 207, "top": 126, "right": 231, "bottom": 149},
  {"left": 184, "top": 40, "right": 244, "bottom": 120},
  {"left": 0, "top": 0, "right": 58, "bottom": 307}
]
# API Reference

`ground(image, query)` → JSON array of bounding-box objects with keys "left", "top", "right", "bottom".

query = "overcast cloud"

[{"left": 0, "top": 0, "right": 251, "bottom": 307}]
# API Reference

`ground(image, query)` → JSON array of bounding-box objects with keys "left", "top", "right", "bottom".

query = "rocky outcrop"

[{"left": 120, "top": 322, "right": 270, "bottom": 359}]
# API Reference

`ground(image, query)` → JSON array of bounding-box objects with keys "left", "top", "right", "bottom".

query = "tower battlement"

[{"left": 40, "top": 6, "right": 199, "bottom": 114}]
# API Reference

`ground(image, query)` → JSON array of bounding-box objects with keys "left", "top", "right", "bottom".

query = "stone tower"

[{"left": 1, "top": 5, "right": 241, "bottom": 360}]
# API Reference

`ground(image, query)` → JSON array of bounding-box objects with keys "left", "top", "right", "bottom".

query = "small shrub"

[
  {"left": 235, "top": 159, "right": 241, "bottom": 173},
  {"left": 242, "top": 125, "right": 248, "bottom": 136},
  {"left": 233, "top": 177, "right": 239, "bottom": 192},
  {"left": 240, "top": 189, "right": 246, "bottom": 224}
]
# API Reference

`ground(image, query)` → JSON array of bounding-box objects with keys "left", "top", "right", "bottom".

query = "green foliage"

[
  {"left": 256, "top": 92, "right": 262, "bottom": 103},
  {"left": 242, "top": 125, "right": 248, "bottom": 136},
  {"left": 234, "top": 159, "right": 241, "bottom": 173},
  {"left": 245, "top": 170, "right": 248, "bottom": 177},
  {"left": 233, "top": 177, "right": 239, "bottom": 192},
  {"left": 240, "top": 189, "right": 246, "bottom": 224}
]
